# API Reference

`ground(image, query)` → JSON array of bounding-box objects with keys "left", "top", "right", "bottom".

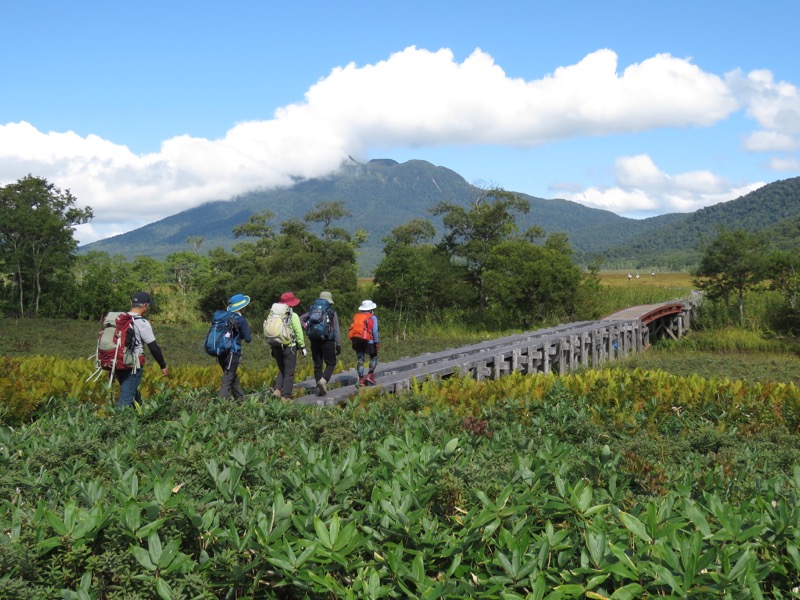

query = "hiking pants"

[
  {"left": 218, "top": 352, "right": 245, "bottom": 400},
  {"left": 351, "top": 339, "right": 378, "bottom": 377},
  {"left": 310, "top": 338, "right": 337, "bottom": 383},
  {"left": 271, "top": 345, "right": 298, "bottom": 398},
  {"left": 115, "top": 368, "right": 143, "bottom": 408}
]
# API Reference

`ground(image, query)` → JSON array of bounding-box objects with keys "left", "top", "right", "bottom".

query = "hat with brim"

[
  {"left": 227, "top": 293, "right": 250, "bottom": 312},
  {"left": 358, "top": 300, "right": 377, "bottom": 311},
  {"left": 280, "top": 291, "right": 301, "bottom": 307},
  {"left": 319, "top": 291, "right": 334, "bottom": 304}
]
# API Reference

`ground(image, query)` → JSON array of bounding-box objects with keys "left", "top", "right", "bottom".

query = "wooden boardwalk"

[{"left": 296, "top": 299, "right": 696, "bottom": 407}]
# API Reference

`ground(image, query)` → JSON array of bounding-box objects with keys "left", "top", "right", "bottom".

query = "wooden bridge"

[{"left": 296, "top": 299, "right": 698, "bottom": 407}]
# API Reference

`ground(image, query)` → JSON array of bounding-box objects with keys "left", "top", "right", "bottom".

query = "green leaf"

[
  {"left": 443, "top": 438, "right": 459, "bottom": 458},
  {"left": 314, "top": 515, "right": 331, "bottom": 549},
  {"left": 586, "top": 528, "right": 605, "bottom": 567},
  {"left": 45, "top": 510, "right": 67, "bottom": 537},
  {"left": 553, "top": 584, "right": 585, "bottom": 597},
  {"left": 147, "top": 531, "right": 163, "bottom": 565},
  {"left": 131, "top": 546, "right": 157, "bottom": 571},
  {"left": 607, "top": 542, "right": 639, "bottom": 578},
  {"left": 411, "top": 553, "right": 425, "bottom": 583},
  {"left": 136, "top": 518, "right": 166, "bottom": 539},
  {"left": 610, "top": 583, "right": 644, "bottom": 600},
  {"left": 367, "top": 569, "right": 381, "bottom": 599},
  {"left": 496, "top": 551, "right": 515, "bottom": 578},
  {"left": 266, "top": 556, "right": 295, "bottom": 571},
  {"left": 35, "top": 536, "right": 62, "bottom": 554},
  {"left": 333, "top": 521, "right": 357, "bottom": 553},
  {"left": 728, "top": 548, "right": 754, "bottom": 581},
  {"left": 618, "top": 511, "right": 652, "bottom": 543},
  {"left": 651, "top": 564, "right": 684, "bottom": 596},
  {"left": 123, "top": 499, "right": 141, "bottom": 532},
  {"left": 685, "top": 502, "right": 711, "bottom": 538},
  {"left": 155, "top": 577, "right": 173, "bottom": 600}
]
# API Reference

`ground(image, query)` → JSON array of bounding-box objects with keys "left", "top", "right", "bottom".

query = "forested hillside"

[
  {"left": 604, "top": 177, "right": 800, "bottom": 267},
  {"left": 79, "top": 159, "right": 800, "bottom": 272},
  {"left": 77, "top": 159, "right": 674, "bottom": 271}
]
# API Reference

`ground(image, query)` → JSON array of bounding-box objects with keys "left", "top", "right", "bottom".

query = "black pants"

[
  {"left": 271, "top": 345, "right": 298, "bottom": 398},
  {"left": 217, "top": 352, "right": 245, "bottom": 399},
  {"left": 310, "top": 338, "right": 337, "bottom": 383}
]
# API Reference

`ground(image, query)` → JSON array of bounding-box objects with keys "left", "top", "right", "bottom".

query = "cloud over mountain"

[{"left": 0, "top": 46, "right": 797, "bottom": 244}]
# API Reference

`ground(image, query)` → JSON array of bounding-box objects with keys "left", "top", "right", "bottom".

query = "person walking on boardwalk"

[
  {"left": 348, "top": 299, "right": 380, "bottom": 386},
  {"left": 300, "top": 291, "right": 341, "bottom": 396},
  {"left": 214, "top": 293, "right": 252, "bottom": 401},
  {"left": 265, "top": 291, "right": 307, "bottom": 400},
  {"left": 114, "top": 291, "right": 169, "bottom": 408}
]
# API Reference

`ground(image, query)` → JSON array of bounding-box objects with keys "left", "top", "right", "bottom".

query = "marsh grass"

[
  {"left": 4, "top": 272, "right": 797, "bottom": 382},
  {"left": 594, "top": 271, "right": 693, "bottom": 318}
]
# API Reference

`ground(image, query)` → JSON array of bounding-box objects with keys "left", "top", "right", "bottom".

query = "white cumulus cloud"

[
  {"left": 0, "top": 46, "right": 784, "bottom": 244},
  {"left": 559, "top": 154, "right": 764, "bottom": 217}
]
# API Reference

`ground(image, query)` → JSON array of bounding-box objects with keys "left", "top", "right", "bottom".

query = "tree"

[
  {"left": 483, "top": 237, "right": 585, "bottom": 328},
  {"left": 198, "top": 215, "right": 360, "bottom": 318},
  {"left": 0, "top": 175, "right": 93, "bottom": 316},
  {"left": 431, "top": 188, "right": 530, "bottom": 310},
  {"left": 69, "top": 251, "right": 134, "bottom": 320},
  {"left": 304, "top": 200, "right": 353, "bottom": 241},
  {"left": 692, "top": 228, "right": 768, "bottom": 324},
  {"left": 130, "top": 256, "right": 167, "bottom": 294},
  {"left": 232, "top": 210, "right": 276, "bottom": 242},
  {"left": 769, "top": 250, "right": 800, "bottom": 312},
  {"left": 374, "top": 220, "right": 470, "bottom": 319},
  {"left": 165, "top": 251, "right": 210, "bottom": 296}
]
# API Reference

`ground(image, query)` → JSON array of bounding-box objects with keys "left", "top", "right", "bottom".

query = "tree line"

[{"left": 2, "top": 175, "right": 798, "bottom": 333}]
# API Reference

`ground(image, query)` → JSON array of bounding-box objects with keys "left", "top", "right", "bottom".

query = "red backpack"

[
  {"left": 348, "top": 312, "right": 374, "bottom": 341},
  {"left": 90, "top": 312, "right": 145, "bottom": 383}
]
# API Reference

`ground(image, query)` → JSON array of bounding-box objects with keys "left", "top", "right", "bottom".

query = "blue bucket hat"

[{"left": 227, "top": 293, "right": 250, "bottom": 312}]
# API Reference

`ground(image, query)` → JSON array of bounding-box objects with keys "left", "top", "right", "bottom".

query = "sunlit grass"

[{"left": 597, "top": 270, "right": 693, "bottom": 288}]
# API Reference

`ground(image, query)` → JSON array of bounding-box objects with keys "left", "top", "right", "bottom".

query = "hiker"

[
  {"left": 300, "top": 291, "right": 341, "bottom": 396},
  {"left": 348, "top": 299, "right": 380, "bottom": 386},
  {"left": 268, "top": 291, "right": 307, "bottom": 399},
  {"left": 114, "top": 291, "right": 169, "bottom": 408},
  {"left": 214, "top": 293, "right": 253, "bottom": 401}
]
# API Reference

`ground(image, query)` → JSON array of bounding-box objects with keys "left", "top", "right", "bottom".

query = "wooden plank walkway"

[{"left": 295, "top": 299, "right": 696, "bottom": 407}]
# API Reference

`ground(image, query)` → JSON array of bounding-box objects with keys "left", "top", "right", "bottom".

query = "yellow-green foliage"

[
  {"left": 395, "top": 368, "right": 800, "bottom": 432},
  {"left": 5, "top": 354, "right": 800, "bottom": 432},
  {"left": 0, "top": 355, "right": 318, "bottom": 421}
]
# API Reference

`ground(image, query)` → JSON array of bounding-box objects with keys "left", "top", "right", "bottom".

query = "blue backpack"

[
  {"left": 306, "top": 299, "right": 334, "bottom": 341},
  {"left": 204, "top": 310, "right": 241, "bottom": 356}
]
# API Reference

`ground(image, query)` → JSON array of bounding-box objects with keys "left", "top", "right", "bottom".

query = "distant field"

[{"left": 598, "top": 270, "right": 693, "bottom": 288}]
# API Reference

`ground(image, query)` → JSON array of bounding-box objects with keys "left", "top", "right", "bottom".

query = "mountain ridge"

[{"left": 80, "top": 158, "right": 800, "bottom": 272}]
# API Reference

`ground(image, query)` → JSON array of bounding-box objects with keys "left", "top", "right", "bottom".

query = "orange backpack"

[{"left": 348, "top": 312, "right": 373, "bottom": 341}]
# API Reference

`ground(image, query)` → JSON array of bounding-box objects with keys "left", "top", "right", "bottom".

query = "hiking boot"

[
  {"left": 272, "top": 389, "right": 282, "bottom": 400},
  {"left": 317, "top": 378, "right": 328, "bottom": 396},
  {"left": 365, "top": 373, "right": 377, "bottom": 385},
  {"left": 358, "top": 376, "right": 366, "bottom": 387}
]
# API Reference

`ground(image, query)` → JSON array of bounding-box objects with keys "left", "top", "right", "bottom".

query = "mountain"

[
  {"left": 79, "top": 159, "right": 800, "bottom": 272},
  {"left": 78, "top": 158, "right": 634, "bottom": 271},
  {"left": 602, "top": 176, "right": 800, "bottom": 267}
]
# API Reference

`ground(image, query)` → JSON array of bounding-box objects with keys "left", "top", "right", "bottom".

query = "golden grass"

[{"left": 598, "top": 271, "right": 693, "bottom": 289}]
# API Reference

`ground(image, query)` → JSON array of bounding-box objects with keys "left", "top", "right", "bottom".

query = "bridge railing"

[{"left": 297, "top": 299, "right": 699, "bottom": 406}]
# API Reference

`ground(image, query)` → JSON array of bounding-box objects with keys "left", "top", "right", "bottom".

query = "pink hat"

[{"left": 280, "top": 291, "right": 301, "bottom": 307}]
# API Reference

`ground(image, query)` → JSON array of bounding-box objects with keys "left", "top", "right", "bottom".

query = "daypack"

[
  {"left": 348, "top": 312, "right": 374, "bottom": 341},
  {"left": 306, "top": 299, "right": 334, "bottom": 341},
  {"left": 263, "top": 303, "right": 295, "bottom": 346},
  {"left": 204, "top": 309, "right": 240, "bottom": 356},
  {"left": 89, "top": 312, "right": 144, "bottom": 384}
]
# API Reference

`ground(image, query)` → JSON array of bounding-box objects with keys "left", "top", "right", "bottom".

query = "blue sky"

[{"left": 1, "top": 1, "right": 799, "bottom": 245}]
